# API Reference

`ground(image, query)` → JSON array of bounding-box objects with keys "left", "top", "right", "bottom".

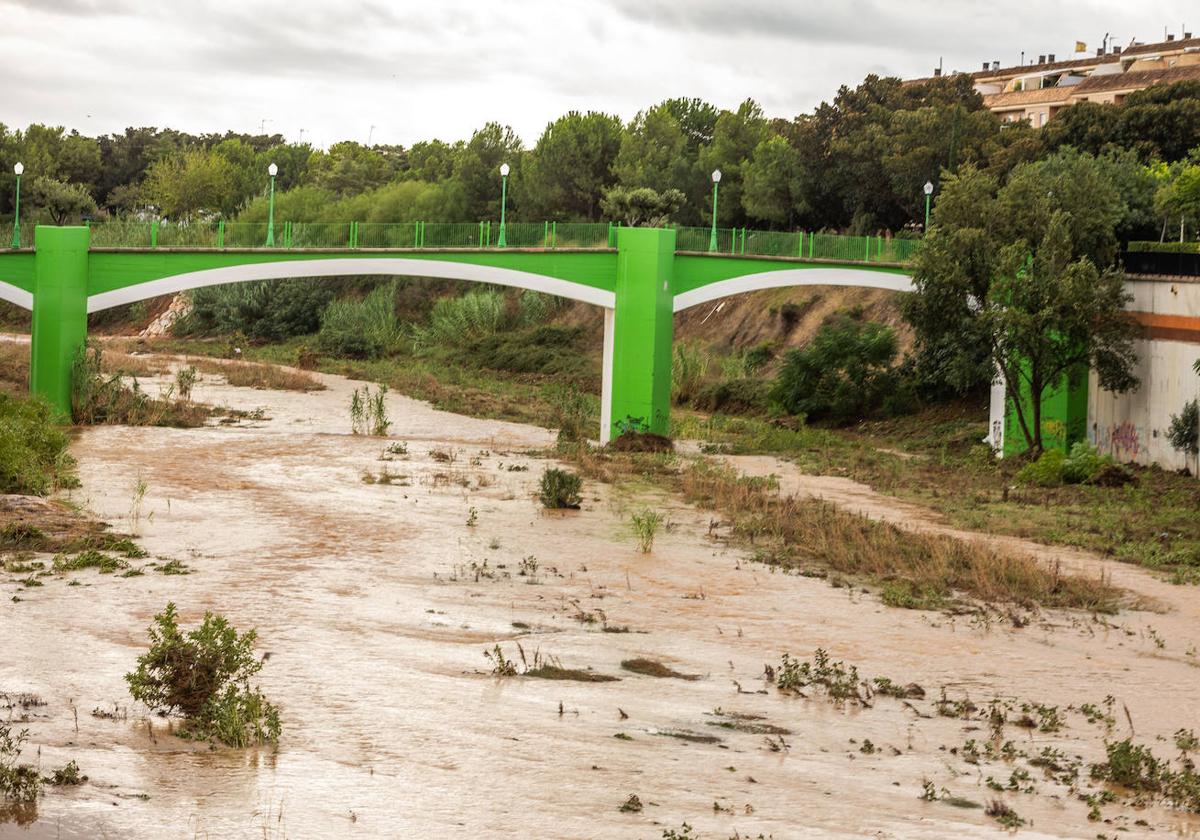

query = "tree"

[
  {"left": 742, "top": 134, "right": 806, "bottom": 225},
  {"left": 696, "top": 99, "right": 769, "bottom": 228},
  {"left": 981, "top": 213, "right": 1139, "bottom": 453},
  {"left": 904, "top": 151, "right": 1134, "bottom": 398},
  {"left": 26, "top": 176, "right": 97, "bottom": 224},
  {"left": 599, "top": 186, "right": 685, "bottom": 227},
  {"left": 454, "top": 122, "right": 523, "bottom": 220},
  {"left": 142, "top": 149, "right": 236, "bottom": 218},
  {"left": 612, "top": 105, "right": 690, "bottom": 196},
  {"left": 517, "top": 112, "right": 621, "bottom": 220},
  {"left": 308, "top": 141, "right": 397, "bottom": 196}
]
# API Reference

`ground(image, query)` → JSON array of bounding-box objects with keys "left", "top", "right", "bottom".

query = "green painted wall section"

[
  {"left": 86, "top": 249, "right": 618, "bottom": 297},
  {"left": 29, "top": 227, "right": 89, "bottom": 416},
  {"left": 672, "top": 253, "right": 911, "bottom": 295},
  {"left": 610, "top": 228, "right": 676, "bottom": 437},
  {"left": 0, "top": 251, "right": 36, "bottom": 292},
  {"left": 1003, "top": 364, "right": 1089, "bottom": 457}
]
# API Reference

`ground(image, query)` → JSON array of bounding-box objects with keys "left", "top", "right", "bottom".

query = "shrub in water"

[
  {"left": 539, "top": 468, "right": 582, "bottom": 509},
  {"left": 125, "top": 602, "right": 281, "bottom": 747}
]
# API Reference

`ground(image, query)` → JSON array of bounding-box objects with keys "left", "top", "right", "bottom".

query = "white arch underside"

[
  {"left": 86, "top": 258, "right": 616, "bottom": 313},
  {"left": 0, "top": 280, "right": 33, "bottom": 310},
  {"left": 673, "top": 267, "right": 912, "bottom": 312}
]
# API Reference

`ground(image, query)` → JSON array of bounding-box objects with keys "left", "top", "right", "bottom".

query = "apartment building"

[{"left": 916, "top": 34, "right": 1200, "bottom": 126}]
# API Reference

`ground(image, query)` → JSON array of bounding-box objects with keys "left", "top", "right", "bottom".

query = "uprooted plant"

[{"left": 125, "top": 602, "right": 281, "bottom": 748}]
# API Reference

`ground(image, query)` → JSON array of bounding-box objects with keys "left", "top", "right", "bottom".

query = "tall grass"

[
  {"left": 678, "top": 460, "right": 1123, "bottom": 611},
  {"left": 317, "top": 281, "right": 403, "bottom": 358},
  {"left": 671, "top": 342, "right": 710, "bottom": 405},
  {"left": 414, "top": 289, "right": 508, "bottom": 347}
]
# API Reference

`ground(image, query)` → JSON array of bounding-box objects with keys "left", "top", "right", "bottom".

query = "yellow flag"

[{"left": 1075, "top": 41, "right": 1087, "bottom": 53}]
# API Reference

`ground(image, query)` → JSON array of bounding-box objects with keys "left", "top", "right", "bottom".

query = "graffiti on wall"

[{"left": 1091, "top": 421, "right": 1143, "bottom": 461}]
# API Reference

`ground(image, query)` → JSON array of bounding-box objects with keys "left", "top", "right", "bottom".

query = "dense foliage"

[
  {"left": 2, "top": 76, "right": 1197, "bottom": 236},
  {"left": 771, "top": 316, "right": 913, "bottom": 424}
]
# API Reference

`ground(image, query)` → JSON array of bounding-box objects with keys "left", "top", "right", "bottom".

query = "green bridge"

[{"left": 0, "top": 221, "right": 918, "bottom": 443}]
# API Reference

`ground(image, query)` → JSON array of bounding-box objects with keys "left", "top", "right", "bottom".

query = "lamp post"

[
  {"left": 923, "top": 180, "right": 934, "bottom": 233},
  {"left": 497, "top": 162, "right": 510, "bottom": 248},
  {"left": 265, "top": 162, "right": 278, "bottom": 247},
  {"left": 708, "top": 168, "right": 722, "bottom": 252},
  {"left": 11, "top": 162, "right": 23, "bottom": 249}
]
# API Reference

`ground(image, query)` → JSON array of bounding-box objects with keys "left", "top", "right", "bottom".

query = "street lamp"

[
  {"left": 497, "top": 162, "right": 510, "bottom": 248},
  {"left": 708, "top": 169, "right": 722, "bottom": 252},
  {"left": 11, "top": 162, "right": 23, "bottom": 249},
  {"left": 265, "top": 162, "right": 278, "bottom": 247},
  {"left": 923, "top": 180, "right": 934, "bottom": 233}
]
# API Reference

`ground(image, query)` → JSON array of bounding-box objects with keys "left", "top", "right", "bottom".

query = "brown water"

[{"left": 4, "top": 363, "right": 1200, "bottom": 839}]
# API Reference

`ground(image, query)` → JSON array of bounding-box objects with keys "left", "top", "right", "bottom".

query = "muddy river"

[{"left": 3, "top": 362, "right": 1200, "bottom": 838}]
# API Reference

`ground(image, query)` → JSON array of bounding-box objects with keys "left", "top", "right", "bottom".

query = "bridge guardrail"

[{"left": 8, "top": 219, "right": 922, "bottom": 266}]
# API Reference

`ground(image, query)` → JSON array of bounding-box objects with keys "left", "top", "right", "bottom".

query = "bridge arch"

[
  {"left": 673, "top": 266, "right": 912, "bottom": 312},
  {"left": 0, "top": 280, "right": 32, "bottom": 310},
  {"left": 86, "top": 257, "right": 616, "bottom": 313}
]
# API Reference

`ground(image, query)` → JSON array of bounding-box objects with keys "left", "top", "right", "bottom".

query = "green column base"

[{"left": 1003, "top": 363, "right": 1088, "bottom": 457}]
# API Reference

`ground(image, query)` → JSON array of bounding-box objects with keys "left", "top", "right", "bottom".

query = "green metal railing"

[
  {"left": 11, "top": 219, "right": 921, "bottom": 265},
  {"left": 674, "top": 226, "right": 920, "bottom": 263}
]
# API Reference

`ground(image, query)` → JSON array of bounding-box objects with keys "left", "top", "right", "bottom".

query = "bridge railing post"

[{"left": 30, "top": 226, "right": 90, "bottom": 417}]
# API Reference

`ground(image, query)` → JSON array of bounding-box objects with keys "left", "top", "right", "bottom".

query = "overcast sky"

[{"left": 2, "top": 0, "right": 1195, "bottom": 148}]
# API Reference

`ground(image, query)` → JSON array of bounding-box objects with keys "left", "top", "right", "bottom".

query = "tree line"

[{"left": 1, "top": 76, "right": 1198, "bottom": 237}]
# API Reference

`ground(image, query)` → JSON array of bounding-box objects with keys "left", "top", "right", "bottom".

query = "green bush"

[
  {"left": 125, "top": 602, "right": 280, "bottom": 748},
  {"left": 771, "top": 316, "right": 913, "bottom": 424},
  {"left": 465, "top": 325, "right": 591, "bottom": 377},
  {"left": 317, "top": 281, "right": 402, "bottom": 358},
  {"left": 0, "top": 393, "right": 76, "bottom": 495},
  {"left": 539, "top": 468, "right": 582, "bottom": 509},
  {"left": 1016, "top": 449, "right": 1067, "bottom": 486},
  {"left": 414, "top": 289, "right": 510, "bottom": 347},
  {"left": 179, "top": 279, "right": 336, "bottom": 341},
  {"left": 1016, "top": 442, "right": 1125, "bottom": 487}
]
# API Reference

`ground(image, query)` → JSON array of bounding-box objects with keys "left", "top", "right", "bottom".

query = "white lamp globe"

[
  {"left": 268, "top": 163, "right": 278, "bottom": 177},
  {"left": 13, "top": 162, "right": 23, "bottom": 176},
  {"left": 500, "top": 163, "right": 510, "bottom": 177},
  {"left": 712, "top": 169, "right": 722, "bottom": 183}
]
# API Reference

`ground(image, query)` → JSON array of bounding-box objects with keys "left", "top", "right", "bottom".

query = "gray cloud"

[{"left": 0, "top": 0, "right": 1193, "bottom": 147}]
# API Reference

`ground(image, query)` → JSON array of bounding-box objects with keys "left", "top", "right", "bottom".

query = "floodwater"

[{"left": 4, "top": 361, "right": 1200, "bottom": 839}]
